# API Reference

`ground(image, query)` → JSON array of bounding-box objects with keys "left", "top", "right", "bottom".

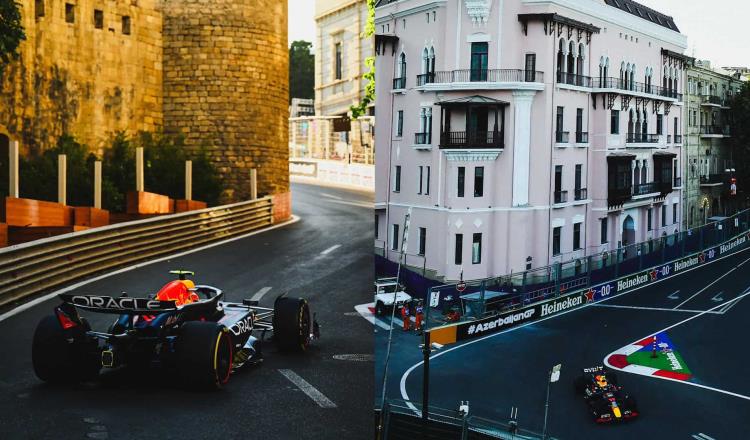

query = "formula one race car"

[
  {"left": 574, "top": 366, "right": 639, "bottom": 423},
  {"left": 32, "top": 270, "right": 320, "bottom": 389}
]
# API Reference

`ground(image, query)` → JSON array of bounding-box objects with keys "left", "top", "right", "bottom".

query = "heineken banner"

[{"left": 445, "top": 230, "right": 750, "bottom": 344}]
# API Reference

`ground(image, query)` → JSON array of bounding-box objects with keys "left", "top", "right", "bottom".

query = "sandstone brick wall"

[
  {"left": 0, "top": 0, "right": 163, "bottom": 153},
  {"left": 162, "top": 0, "right": 290, "bottom": 203}
]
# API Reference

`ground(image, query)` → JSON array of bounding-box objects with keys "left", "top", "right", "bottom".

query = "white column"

[
  {"left": 94, "top": 161, "right": 102, "bottom": 209},
  {"left": 512, "top": 91, "right": 536, "bottom": 207},
  {"left": 185, "top": 160, "right": 193, "bottom": 201},
  {"left": 9, "top": 139, "right": 19, "bottom": 198},
  {"left": 58, "top": 154, "right": 67, "bottom": 205},
  {"left": 135, "top": 147, "right": 144, "bottom": 192},
  {"left": 249, "top": 168, "right": 257, "bottom": 200}
]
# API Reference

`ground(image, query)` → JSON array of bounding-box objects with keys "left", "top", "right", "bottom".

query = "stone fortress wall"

[{"left": 0, "top": 0, "right": 289, "bottom": 204}]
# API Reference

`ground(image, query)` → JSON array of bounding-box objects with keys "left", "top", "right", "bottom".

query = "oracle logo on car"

[
  {"left": 68, "top": 295, "right": 164, "bottom": 310},
  {"left": 230, "top": 316, "right": 254, "bottom": 336}
]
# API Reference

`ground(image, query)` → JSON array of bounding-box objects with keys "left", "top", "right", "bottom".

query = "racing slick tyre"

[
  {"left": 32, "top": 315, "right": 100, "bottom": 383},
  {"left": 375, "top": 301, "right": 386, "bottom": 316},
  {"left": 175, "top": 322, "right": 233, "bottom": 390},
  {"left": 273, "top": 297, "right": 312, "bottom": 353}
]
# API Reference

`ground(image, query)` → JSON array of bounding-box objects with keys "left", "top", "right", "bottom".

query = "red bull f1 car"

[
  {"left": 31, "top": 270, "right": 320, "bottom": 389},
  {"left": 574, "top": 366, "right": 639, "bottom": 423}
]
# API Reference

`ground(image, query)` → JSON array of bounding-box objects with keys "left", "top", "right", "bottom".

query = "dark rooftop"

[{"left": 603, "top": 0, "right": 680, "bottom": 32}]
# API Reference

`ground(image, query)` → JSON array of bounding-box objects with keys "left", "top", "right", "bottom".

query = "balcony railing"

[
  {"left": 416, "top": 73, "right": 435, "bottom": 86},
  {"left": 574, "top": 188, "right": 588, "bottom": 201},
  {"left": 608, "top": 186, "right": 632, "bottom": 207},
  {"left": 575, "top": 132, "right": 589, "bottom": 143},
  {"left": 592, "top": 77, "right": 682, "bottom": 101},
  {"left": 700, "top": 125, "right": 731, "bottom": 136},
  {"left": 414, "top": 132, "right": 432, "bottom": 145},
  {"left": 700, "top": 174, "right": 726, "bottom": 185},
  {"left": 702, "top": 95, "right": 723, "bottom": 106},
  {"left": 626, "top": 133, "right": 660, "bottom": 144},
  {"left": 556, "top": 71, "right": 593, "bottom": 87},
  {"left": 673, "top": 176, "right": 682, "bottom": 187},
  {"left": 555, "top": 131, "right": 570, "bottom": 143},
  {"left": 633, "top": 182, "right": 659, "bottom": 196},
  {"left": 393, "top": 77, "right": 406, "bottom": 89},
  {"left": 674, "top": 134, "right": 682, "bottom": 144},
  {"left": 429, "top": 69, "right": 544, "bottom": 84},
  {"left": 554, "top": 190, "right": 568, "bottom": 204},
  {"left": 439, "top": 130, "right": 504, "bottom": 149}
]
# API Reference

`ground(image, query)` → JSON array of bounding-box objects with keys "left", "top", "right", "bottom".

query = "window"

[
  {"left": 656, "top": 114, "right": 663, "bottom": 135},
  {"left": 334, "top": 42, "right": 343, "bottom": 80},
  {"left": 576, "top": 108, "right": 583, "bottom": 135},
  {"left": 375, "top": 215, "right": 379, "bottom": 239},
  {"left": 553, "top": 227, "right": 562, "bottom": 256},
  {"left": 554, "top": 165, "right": 562, "bottom": 193},
  {"left": 35, "top": 0, "right": 44, "bottom": 18},
  {"left": 575, "top": 164, "right": 582, "bottom": 195},
  {"left": 673, "top": 203, "right": 678, "bottom": 224},
  {"left": 425, "top": 166, "right": 431, "bottom": 195},
  {"left": 455, "top": 234, "right": 463, "bottom": 265},
  {"left": 611, "top": 110, "right": 620, "bottom": 134},
  {"left": 391, "top": 224, "right": 399, "bottom": 250},
  {"left": 457, "top": 167, "right": 465, "bottom": 197},
  {"left": 474, "top": 167, "right": 484, "bottom": 197},
  {"left": 662, "top": 205, "right": 667, "bottom": 227},
  {"left": 394, "top": 166, "right": 401, "bottom": 192},
  {"left": 396, "top": 110, "right": 403, "bottom": 137},
  {"left": 472, "top": 233, "right": 482, "bottom": 264},
  {"left": 470, "top": 42, "right": 488, "bottom": 81},
  {"left": 600, "top": 218, "right": 608, "bottom": 244},
  {"left": 556, "top": 106, "right": 564, "bottom": 134},
  {"left": 573, "top": 223, "right": 582, "bottom": 250},
  {"left": 418, "top": 227, "right": 426, "bottom": 256},
  {"left": 524, "top": 53, "right": 537, "bottom": 81},
  {"left": 65, "top": 3, "right": 74, "bottom": 23},
  {"left": 94, "top": 9, "right": 103, "bottom": 29},
  {"left": 647, "top": 209, "right": 652, "bottom": 231},
  {"left": 418, "top": 166, "right": 423, "bottom": 194},
  {"left": 121, "top": 15, "right": 131, "bottom": 35}
]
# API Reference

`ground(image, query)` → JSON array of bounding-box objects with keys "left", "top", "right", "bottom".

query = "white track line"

[
  {"left": 673, "top": 255, "right": 750, "bottom": 309},
  {"left": 326, "top": 199, "right": 374, "bottom": 209},
  {"left": 320, "top": 193, "right": 343, "bottom": 200},
  {"left": 355, "top": 303, "right": 390, "bottom": 330},
  {"left": 693, "top": 433, "right": 716, "bottom": 440},
  {"left": 0, "top": 216, "right": 300, "bottom": 323},
  {"left": 278, "top": 369, "right": 337, "bottom": 408},
  {"left": 249, "top": 287, "right": 272, "bottom": 302},
  {"left": 320, "top": 244, "right": 341, "bottom": 255},
  {"left": 604, "top": 289, "right": 750, "bottom": 402},
  {"left": 591, "top": 303, "right": 722, "bottom": 314},
  {"left": 398, "top": 245, "right": 750, "bottom": 409}
]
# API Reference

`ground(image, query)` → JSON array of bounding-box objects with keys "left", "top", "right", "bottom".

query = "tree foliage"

[
  {"left": 351, "top": 0, "right": 375, "bottom": 118},
  {"left": 289, "top": 40, "right": 315, "bottom": 103},
  {"left": 729, "top": 81, "right": 750, "bottom": 192},
  {"left": 0, "top": 0, "right": 26, "bottom": 68}
]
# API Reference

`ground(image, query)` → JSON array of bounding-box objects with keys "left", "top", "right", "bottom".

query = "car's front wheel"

[
  {"left": 273, "top": 297, "right": 313, "bottom": 352},
  {"left": 375, "top": 301, "right": 385, "bottom": 316},
  {"left": 175, "top": 321, "right": 233, "bottom": 390}
]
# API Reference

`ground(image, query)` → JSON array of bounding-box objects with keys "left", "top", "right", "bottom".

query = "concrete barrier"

[{"left": 290, "top": 158, "right": 374, "bottom": 190}]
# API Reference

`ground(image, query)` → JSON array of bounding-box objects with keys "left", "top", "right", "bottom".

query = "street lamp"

[
  {"left": 420, "top": 338, "right": 443, "bottom": 420},
  {"left": 542, "top": 364, "right": 562, "bottom": 440}
]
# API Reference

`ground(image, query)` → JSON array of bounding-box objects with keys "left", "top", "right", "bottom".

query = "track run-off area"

[
  {"left": 0, "top": 182, "right": 374, "bottom": 440},
  {"left": 375, "top": 246, "right": 750, "bottom": 440}
]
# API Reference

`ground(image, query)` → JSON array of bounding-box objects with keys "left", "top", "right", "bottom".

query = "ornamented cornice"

[{"left": 465, "top": 0, "right": 492, "bottom": 27}]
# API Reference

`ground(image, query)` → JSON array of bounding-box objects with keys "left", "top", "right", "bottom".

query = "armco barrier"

[
  {"left": 0, "top": 197, "right": 274, "bottom": 308},
  {"left": 427, "top": 229, "right": 750, "bottom": 346}
]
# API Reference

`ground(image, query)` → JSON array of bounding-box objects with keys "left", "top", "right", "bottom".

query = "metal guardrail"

[{"left": 0, "top": 197, "right": 274, "bottom": 307}]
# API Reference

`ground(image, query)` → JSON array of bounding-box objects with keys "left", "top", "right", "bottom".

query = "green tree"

[
  {"left": 289, "top": 40, "right": 314, "bottom": 103},
  {"left": 0, "top": 0, "right": 26, "bottom": 70},
  {"left": 351, "top": 0, "right": 375, "bottom": 118},
  {"left": 729, "top": 81, "right": 750, "bottom": 200}
]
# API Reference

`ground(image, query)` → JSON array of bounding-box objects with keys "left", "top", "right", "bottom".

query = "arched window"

[
  {"left": 398, "top": 52, "right": 407, "bottom": 79},
  {"left": 422, "top": 48, "right": 429, "bottom": 74},
  {"left": 634, "top": 109, "right": 642, "bottom": 139},
  {"left": 576, "top": 43, "right": 584, "bottom": 84},
  {"left": 620, "top": 62, "right": 625, "bottom": 88},
  {"left": 557, "top": 39, "right": 565, "bottom": 76},
  {"left": 604, "top": 58, "right": 609, "bottom": 81},
  {"left": 599, "top": 57, "right": 604, "bottom": 83},
  {"left": 629, "top": 65, "right": 635, "bottom": 91},
  {"left": 567, "top": 41, "right": 576, "bottom": 75},
  {"left": 628, "top": 109, "right": 634, "bottom": 137},
  {"left": 642, "top": 110, "right": 648, "bottom": 136},
  {"left": 429, "top": 46, "right": 436, "bottom": 74}
]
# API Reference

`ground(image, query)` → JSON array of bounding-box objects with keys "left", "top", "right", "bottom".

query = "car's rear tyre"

[
  {"left": 375, "top": 301, "right": 385, "bottom": 316},
  {"left": 175, "top": 322, "right": 233, "bottom": 390},
  {"left": 274, "top": 297, "right": 312, "bottom": 352},
  {"left": 32, "top": 315, "right": 100, "bottom": 383}
]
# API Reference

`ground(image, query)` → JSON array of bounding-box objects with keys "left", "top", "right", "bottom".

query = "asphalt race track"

[
  {"left": 0, "top": 182, "right": 373, "bottom": 440},
  {"left": 378, "top": 247, "right": 750, "bottom": 440}
]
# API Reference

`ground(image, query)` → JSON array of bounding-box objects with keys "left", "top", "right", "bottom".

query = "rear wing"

[
  {"left": 582, "top": 366, "right": 605, "bottom": 374},
  {"left": 59, "top": 294, "right": 177, "bottom": 314}
]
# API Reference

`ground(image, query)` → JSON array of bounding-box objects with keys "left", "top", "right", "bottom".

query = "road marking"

[
  {"left": 326, "top": 199, "right": 374, "bottom": 209},
  {"left": 397, "top": 246, "right": 750, "bottom": 412},
  {"left": 692, "top": 434, "right": 716, "bottom": 440},
  {"left": 592, "top": 303, "right": 722, "bottom": 314},
  {"left": 711, "top": 291, "right": 724, "bottom": 302},
  {"left": 249, "top": 287, "right": 272, "bottom": 302},
  {"left": 320, "top": 192, "right": 343, "bottom": 200},
  {"left": 673, "top": 254, "right": 750, "bottom": 309},
  {"left": 354, "top": 303, "right": 391, "bottom": 330},
  {"left": 278, "top": 369, "right": 337, "bottom": 408},
  {"left": 0, "top": 215, "right": 301, "bottom": 324},
  {"left": 320, "top": 244, "right": 341, "bottom": 255},
  {"left": 667, "top": 290, "right": 680, "bottom": 300},
  {"left": 718, "top": 294, "right": 746, "bottom": 314},
  {"left": 604, "top": 288, "right": 750, "bottom": 402}
]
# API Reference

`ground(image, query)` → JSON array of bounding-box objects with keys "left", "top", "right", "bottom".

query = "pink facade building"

[{"left": 374, "top": 0, "right": 689, "bottom": 281}]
